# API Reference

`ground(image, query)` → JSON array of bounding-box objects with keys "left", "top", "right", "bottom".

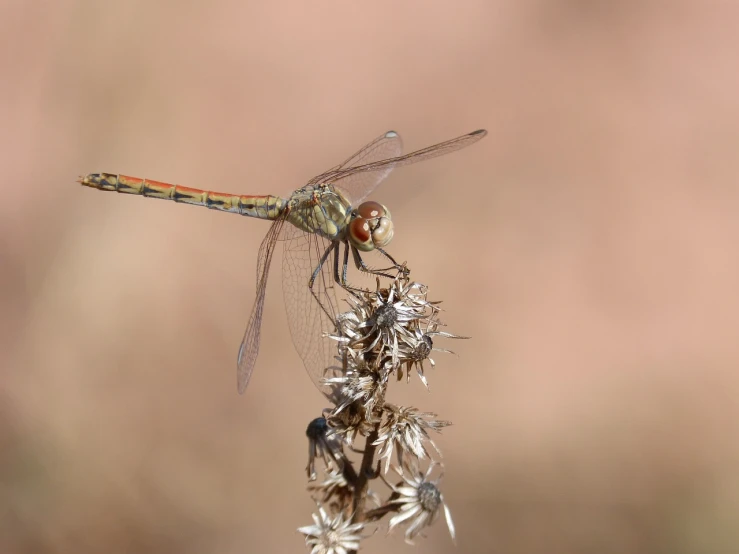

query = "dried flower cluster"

[{"left": 298, "top": 270, "right": 465, "bottom": 553}]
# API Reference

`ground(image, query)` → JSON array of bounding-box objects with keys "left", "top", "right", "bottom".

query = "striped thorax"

[{"left": 286, "top": 184, "right": 352, "bottom": 240}]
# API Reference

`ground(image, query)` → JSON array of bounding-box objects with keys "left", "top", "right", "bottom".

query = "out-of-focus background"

[{"left": 2, "top": 1, "right": 739, "bottom": 553}]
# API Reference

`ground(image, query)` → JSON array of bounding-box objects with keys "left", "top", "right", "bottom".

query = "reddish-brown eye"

[
  {"left": 349, "top": 218, "right": 371, "bottom": 244},
  {"left": 357, "top": 201, "right": 385, "bottom": 220}
]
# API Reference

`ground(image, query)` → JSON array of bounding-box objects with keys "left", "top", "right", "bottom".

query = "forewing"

[
  {"left": 326, "top": 129, "right": 487, "bottom": 204},
  {"left": 308, "top": 131, "right": 403, "bottom": 204},
  {"left": 338, "top": 130, "right": 404, "bottom": 171},
  {"left": 236, "top": 216, "right": 286, "bottom": 394},
  {"left": 282, "top": 224, "right": 344, "bottom": 392}
]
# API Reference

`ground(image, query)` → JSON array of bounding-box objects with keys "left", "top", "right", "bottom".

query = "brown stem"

[
  {"left": 364, "top": 499, "right": 400, "bottom": 522},
  {"left": 340, "top": 456, "right": 358, "bottom": 485},
  {"left": 350, "top": 417, "right": 382, "bottom": 521},
  {"left": 346, "top": 417, "right": 382, "bottom": 554}
]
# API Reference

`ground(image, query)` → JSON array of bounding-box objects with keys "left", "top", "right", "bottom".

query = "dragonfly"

[{"left": 79, "top": 129, "right": 487, "bottom": 394}]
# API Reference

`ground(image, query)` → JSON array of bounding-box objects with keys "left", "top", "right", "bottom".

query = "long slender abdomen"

[{"left": 79, "top": 173, "right": 285, "bottom": 220}]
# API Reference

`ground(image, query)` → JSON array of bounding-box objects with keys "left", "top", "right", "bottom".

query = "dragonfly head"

[{"left": 348, "top": 201, "right": 394, "bottom": 252}]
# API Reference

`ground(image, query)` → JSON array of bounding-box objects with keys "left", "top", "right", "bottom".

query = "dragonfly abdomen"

[{"left": 79, "top": 173, "right": 285, "bottom": 219}]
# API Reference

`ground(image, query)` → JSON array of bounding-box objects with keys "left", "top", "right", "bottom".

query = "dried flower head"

[
  {"left": 373, "top": 404, "right": 451, "bottom": 473},
  {"left": 323, "top": 399, "right": 376, "bottom": 448},
  {"left": 396, "top": 310, "right": 468, "bottom": 388},
  {"left": 306, "top": 417, "right": 346, "bottom": 481},
  {"left": 387, "top": 462, "right": 455, "bottom": 545},
  {"left": 308, "top": 469, "right": 354, "bottom": 513},
  {"left": 330, "top": 277, "right": 431, "bottom": 372},
  {"left": 329, "top": 276, "right": 464, "bottom": 384},
  {"left": 323, "top": 351, "right": 385, "bottom": 416},
  {"left": 298, "top": 505, "right": 366, "bottom": 554}
]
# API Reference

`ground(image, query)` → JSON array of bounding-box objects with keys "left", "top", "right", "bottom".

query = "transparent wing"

[
  {"left": 282, "top": 223, "right": 344, "bottom": 392},
  {"left": 307, "top": 130, "right": 403, "bottom": 204},
  {"left": 236, "top": 216, "right": 287, "bottom": 394},
  {"left": 339, "top": 129, "right": 404, "bottom": 171},
  {"left": 325, "top": 129, "right": 487, "bottom": 205}
]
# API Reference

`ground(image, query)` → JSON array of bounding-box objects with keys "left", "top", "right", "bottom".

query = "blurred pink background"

[{"left": 2, "top": 1, "right": 739, "bottom": 552}]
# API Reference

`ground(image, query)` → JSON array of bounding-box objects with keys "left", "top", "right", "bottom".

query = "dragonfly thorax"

[
  {"left": 347, "top": 201, "right": 394, "bottom": 252},
  {"left": 286, "top": 183, "right": 353, "bottom": 240}
]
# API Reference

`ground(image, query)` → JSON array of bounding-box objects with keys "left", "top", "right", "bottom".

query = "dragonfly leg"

[
  {"left": 372, "top": 246, "right": 409, "bottom": 277},
  {"left": 324, "top": 241, "right": 407, "bottom": 301},
  {"left": 333, "top": 241, "right": 368, "bottom": 294},
  {"left": 308, "top": 241, "right": 342, "bottom": 323},
  {"left": 351, "top": 245, "right": 405, "bottom": 280},
  {"left": 309, "top": 241, "right": 336, "bottom": 290},
  {"left": 306, "top": 241, "right": 374, "bottom": 320},
  {"left": 376, "top": 246, "right": 407, "bottom": 274},
  {"left": 341, "top": 238, "right": 350, "bottom": 285}
]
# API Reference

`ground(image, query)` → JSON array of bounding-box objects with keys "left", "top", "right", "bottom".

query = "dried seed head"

[
  {"left": 298, "top": 505, "right": 366, "bottom": 554},
  {"left": 325, "top": 401, "right": 376, "bottom": 447},
  {"left": 395, "top": 308, "right": 467, "bottom": 388},
  {"left": 411, "top": 334, "right": 433, "bottom": 360},
  {"left": 329, "top": 275, "right": 462, "bottom": 387},
  {"left": 387, "top": 462, "right": 455, "bottom": 545},
  {"left": 374, "top": 404, "right": 451, "bottom": 473},
  {"left": 306, "top": 416, "right": 330, "bottom": 441},
  {"left": 308, "top": 469, "right": 354, "bottom": 513},
  {"left": 323, "top": 350, "right": 386, "bottom": 417},
  {"left": 417, "top": 481, "right": 442, "bottom": 513},
  {"left": 372, "top": 303, "right": 398, "bottom": 329},
  {"left": 305, "top": 417, "right": 346, "bottom": 480}
]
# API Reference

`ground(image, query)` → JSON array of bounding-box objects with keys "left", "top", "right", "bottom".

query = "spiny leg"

[
  {"left": 350, "top": 244, "right": 405, "bottom": 280},
  {"left": 333, "top": 240, "right": 369, "bottom": 294},
  {"left": 308, "top": 241, "right": 341, "bottom": 322},
  {"left": 341, "top": 239, "right": 350, "bottom": 285},
  {"left": 335, "top": 240, "right": 398, "bottom": 292},
  {"left": 376, "top": 246, "right": 406, "bottom": 273},
  {"left": 309, "top": 240, "right": 407, "bottom": 314}
]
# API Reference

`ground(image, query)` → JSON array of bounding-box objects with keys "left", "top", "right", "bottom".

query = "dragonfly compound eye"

[
  {"left": 349, "top": 218, "right": 373, "bottom": 251},
  {"left": 349, "top": 202, "right": 394, "bottom": 251},
  {"left": 370, "top": 216, "right": 394, "bottom": 248},
  {"left": 357, "top": 201, "right": 386, "bottom": 220}
]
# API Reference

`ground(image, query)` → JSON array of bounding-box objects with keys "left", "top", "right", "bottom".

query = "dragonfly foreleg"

[
  {"left": 333, "top": 241, "right": 368, "bottom": 294},
  {"left": 376, "top": 246, "right": 405, "bottom": 271},
  {"left": 350, "top": 245, "right": 405, "bottom": 280}
]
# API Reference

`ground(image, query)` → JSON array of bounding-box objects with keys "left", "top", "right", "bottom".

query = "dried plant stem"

[{"left": 352, "top": 418, "right": 382, "bottom": 521}]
